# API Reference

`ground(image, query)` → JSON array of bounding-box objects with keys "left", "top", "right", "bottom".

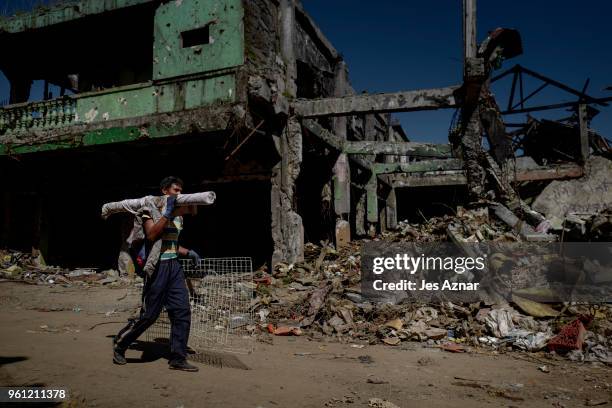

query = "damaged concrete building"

[{"left": 1, "top": 0, "right": 611, "bottom": 271}]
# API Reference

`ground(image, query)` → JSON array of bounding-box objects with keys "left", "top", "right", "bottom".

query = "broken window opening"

[
  {"left": 4, "top": 77, "right": 79, "bottom": 106},
  {"left": 394, "top": 110, "right": 456, "bottom": 145},
  {"left": 181, "top": 25, "right": 211, "bottom": 48},
  {"left": 0, "top": 0, "right": 80, "bottom": 18},
  {"left": 397, "top": 186, "right": 468, "bottom": 223},
  {"left": 30, "top": 80, "right": 68, "bottom": 102},
  {"left": 0, "top": 3, "right": 156, "bottom": 105}
]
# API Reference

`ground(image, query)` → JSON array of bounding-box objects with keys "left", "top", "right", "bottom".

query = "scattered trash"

[
  {"left": 538, "top": 365, "right": 550, "bottom": 373},
  {"left": 366, "top": 377, "right": 389, "bottom": 384},
  {"left": 512, "top": 295, "right": 559, "bottom": 318},
  {"left": 267, "top": 324, "right": 302, "bottom": 336},
  {"left": 424, "top": 328, "right": 447, "bottom": 340},
  {"left": 439, "top": 342, "right": 466, "bottom": 353},
  {"left": 1, "top": 249, "right": 129, "bottom": 287},
  {"left": 381, "top": 337, "right": 401, "bottom": 346},
  {"left": 585, "top": 399, "right": 609, "bottom": 407},
  {"left": 384, "top": 318, "right": 403, "bottom": 330},
  {"left": 258, "top": 309, "right": 270, "bottom": 322},
  {"left": 3, "top": 182, "right": 610, "bottom": 366},
  {"left": 512, "top": 331, "right": 552, "bottom": 352},
  {"left": 482, "top": 306, "right": 518, "bottom": 338},
  {"left": 368, "top": 398, "right": 400, "bottom": 408},
  {"left": 548, "top": 315, "right": 592, "bottom": 353},
  {"left": 246, "top": 237, "right": 611, "bottom": 362}
]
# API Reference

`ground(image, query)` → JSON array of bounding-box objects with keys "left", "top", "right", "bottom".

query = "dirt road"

[{"left": 0, "top": 282, "right": 610, "bottom": 408}]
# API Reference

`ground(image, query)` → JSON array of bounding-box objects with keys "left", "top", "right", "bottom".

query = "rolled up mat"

[{"left": 101, "top": 192, "right": 216, "bottom": 219}]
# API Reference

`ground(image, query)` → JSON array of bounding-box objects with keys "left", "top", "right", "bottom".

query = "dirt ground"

[{"left": 0, "top": 282, "right": 610, "bottom": 408}]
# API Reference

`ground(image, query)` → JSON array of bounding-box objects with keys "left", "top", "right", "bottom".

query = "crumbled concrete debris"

[
  {"left": 0, "top": 249, "right": 129, "bottom": 287},
  {"left": 251, "top": 209, "right": 612, "bottom": 362},
  {"left": 533, "top": 156, "right": 612, "bottom": 220},
  {"left": 3, "top": 199, "right": 610, "bottom": 365},
  {"left": 368, "top": 398, "right": 400, "bottom": 408}
]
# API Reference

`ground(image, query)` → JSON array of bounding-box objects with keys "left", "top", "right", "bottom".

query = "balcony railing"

[{"left": 0, "top": 97, "right": 77, "bottom": 134}]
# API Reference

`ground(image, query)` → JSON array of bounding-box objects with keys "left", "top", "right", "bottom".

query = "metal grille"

[{"left": 144, "top": 257, "right": 255, "bottom": 354}]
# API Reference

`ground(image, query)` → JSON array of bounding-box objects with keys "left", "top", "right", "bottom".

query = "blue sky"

[
  {"left": 1, "top": 0, "right": 610, "bottom": 143},
  {"left": 303, "top": 0, "right": 612, "bottom": 143}
]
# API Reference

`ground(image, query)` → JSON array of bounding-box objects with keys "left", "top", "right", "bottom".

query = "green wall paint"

[
  {"left": 153, "top": 0, "right": 244, "bottom": 80},
  {"left": 76, "top": 85, "right": 156, "bottom": 124},
  {"left": 0, "top": 0, "right": 156, "bottom": 33},
  {"left": 74, "top": 75, "right": 235, "bottom": 125},
  {"left": 0, "top": 0, "right": 244, "bottom": 155}
]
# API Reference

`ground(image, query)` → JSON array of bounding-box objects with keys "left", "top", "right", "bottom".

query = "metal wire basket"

[{"left": 144, "top": 257, "right": 255, "bottom": 354}]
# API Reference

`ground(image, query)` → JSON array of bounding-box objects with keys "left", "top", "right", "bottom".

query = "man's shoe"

[
  {"left": 113, "top": 345, "right": 127, "bottom": 365},
  {"left": 169, "top": 359, "right": 199, "bottom": 372}
]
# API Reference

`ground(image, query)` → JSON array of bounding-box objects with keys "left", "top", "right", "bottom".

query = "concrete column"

[
  {"left": 333, "top": 153, "right": 350, "bottom": 215},
  {"left": 461, "top": 107, "right": 486, "bottom": 202},
  {"left": 333, "top": 61, "right": 350, "bottom": 217},
  {"left": 461, "top": 0, "right": 486, "bottom": 203},
  {"left": 271, "top": 0, "right": 303, "bottom": 264},
  {"left": 366, "top": 173, "right": 378, "bottom": 237},
  {"left": 364, "top": 114, "right": 376, "bottom": 142},
  {"left": 579, "top": 104, "right": 590, "bottom": 163},
  {"left": 363, "top": 114, "right": 378, "bottom": 229},
  {"left": 270, "top": 135, "right": 284, "bottom": 266},
  {"left": 378, "top": 202, "right": 386, "bottom": 234},
  {"left": 271, "top": 122, "right": 304, "bottom": 265},
  {"left": 333, "top": 61, "right": 349, "bottom": 137},
  {"left": 280, "top": 0, "right": 297, "bottom": 97},
  {"left": 355, "top": 191, "right": 366, "bottom": 237},
  {"left": 384, "top": 114, "right": 396, "bottom": 164},
  {"left": 463, "top": 0, "right": 477, "bottom": 66},
  {"left": 332, "top": 60, "right": 351, "bottom": 248},
  {"left": 386, "top": 188, "right": 397, "bottom": 230},
  {"left": 281, "top": 117, "right": 304, "bottom": 263}
]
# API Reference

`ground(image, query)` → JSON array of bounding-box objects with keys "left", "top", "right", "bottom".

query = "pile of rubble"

[
  {"left": 254, "top": 207, "right": 612, "bottom": 365},
  {"left": 2, "top": 158, "right": 612, "bottom": 365},
  {"left": 392, "top": 206, "right": 518, "bottom": 243},
  {"left": 0, "top": 249, "right": 127, "bottom": 287},
  {"left": 530, "top": 156, "right": 612, "bottom": 240}
]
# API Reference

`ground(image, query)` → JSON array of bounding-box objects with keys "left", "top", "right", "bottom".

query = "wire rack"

[{"left": 144, "top": 257, "right": 255, "bottom": 354}]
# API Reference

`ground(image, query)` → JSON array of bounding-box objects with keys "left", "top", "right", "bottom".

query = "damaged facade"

[{"left": 0, "top": 0, "right": 611, "bottom": 272}]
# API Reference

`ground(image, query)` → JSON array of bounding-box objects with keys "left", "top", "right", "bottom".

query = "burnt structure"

[{"left": 0, "top": 0, "right": 610, "bottom": 270}]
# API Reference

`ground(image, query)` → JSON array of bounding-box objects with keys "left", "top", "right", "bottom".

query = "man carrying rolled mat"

[{"left": 113, "top": 176, "right": 201, "bottom": 372}]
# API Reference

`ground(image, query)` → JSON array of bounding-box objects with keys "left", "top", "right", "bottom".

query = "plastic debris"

[
  {"left": 247, "top": 237, "right": 611, "bottom": 362},
  {"left": 440, "top": 342, "right": 466, "bottom": 353},
  {"left": 384, "top": 318, "right": 403, "bottom": 330},
  {"left": 482, "top": 306, "right": 518, "bottom": 338},
  {"left": 267, "top": 324, "right": 302, "bottom": 336},
  {"left": 548, "top": 315, "right": 592, "bottom": 353}
]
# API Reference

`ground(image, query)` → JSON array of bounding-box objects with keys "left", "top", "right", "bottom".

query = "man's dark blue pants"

[{"left": 115, "top": 258, "right": 191, "bottom": 361}]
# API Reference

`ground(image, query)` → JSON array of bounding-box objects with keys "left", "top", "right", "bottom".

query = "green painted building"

[
  {"left": 0, "top": 0, "right": 405, "bottom": 269},
  {"left": 0, "top": 0, "right": 244, "bottom": 155}
]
